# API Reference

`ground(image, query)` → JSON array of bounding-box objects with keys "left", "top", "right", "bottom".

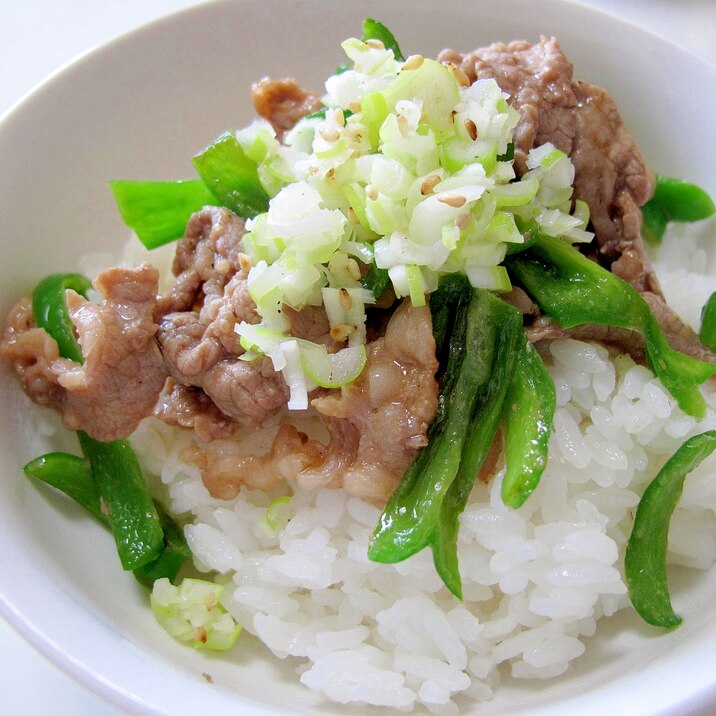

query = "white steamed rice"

[{"left": 106, "top": 220, "right": 716, "bottom": 713}]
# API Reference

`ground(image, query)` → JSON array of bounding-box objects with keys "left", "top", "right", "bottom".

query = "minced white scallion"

[{"left": 234, "top": 37, "right": 593, "bottom": 410}]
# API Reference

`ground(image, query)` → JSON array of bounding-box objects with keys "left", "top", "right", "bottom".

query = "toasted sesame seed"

[
  {"left": 238, "top": 253, "right": 252, "bottom": 272},
  {"left": 193, "top": 626, "right": 208, "bottom": 644},
  {"left": 448, "top": 62, "right": 471, "bottom": 87},
  {"left": 348, "top": 100, "right": 362, "bottom": 113},
  {"left": 347, "top": 258, "right": 361, "bottom": 280},
  {"left": 347, "top": 206, "right": 360, "bottom": 224},
  {"left": 456, "top": 212, "right": 472, "bottom": 230},
  {"left": 438, "top": 193, "right": 467, "bottom": 208},
  {"left": 464, "top": 118, "right": 478, "bottom": 141},
  {"left": 330, "top": 324, "right": 357, "bottom": 341},
  {"left": 402, "top": 54, "right": 424, "bottom": 71},
  {"left": 339, "top": 288, "right": 353, "bottom": 310},
  {"left": 319, "top": 126, "right": 340, "bottom": 142},
  {"left": 420, "top": 174, "right": 442, "bottom": 195},
  {"left": 365, "top": 38, "right": 385, "bottom": 50},
  {"left": 365, "top": 184, "right": 378, "bottom": 201},
  {"left": 215, "top": 258, "right": 231, "bottom": 274},
  {"left": 326, "top": 167, "right": 335, "bottom": 179},
  {"left": 334, "top": 108, "right": 345, "bottom": 127}
]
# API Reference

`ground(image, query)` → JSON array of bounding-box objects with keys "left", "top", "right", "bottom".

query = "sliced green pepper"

[
  {"left": 369, "top": 278, "right": 523, "bottom": 598},
  {"left": 30, "top": 272, "right": 165, "bottom": 572},
  {"left": 642, "top": 174, "right": 715, "bottom": 244},
  {"left": 699, "top": 291, "right": 716, "bottom": 351},
  {"left": 32, "top": 274, "right": 92, "bottom": 363},
  {"left": 506, "top": 234, "right": 716, "bottom": 418},
  {"left": 501, "top": 335, "right": 556, "bottom": 508},
  {"left": 625, "top": 430, "right": 716, "bottom": 628},
  {"left": 431, "top": 293, "right": 522, "bottom": 597},
  {"left": 23, "top": 452, "right": 108, "bottom": 525},
  {"left": 193, "top": 130, "right": 270, "bottom": 219},
  {"left": 110, "top": 179, "right": 216, "bottom": 249},
  {"left": 362, "top": 18, "right": 405, "bottom": 62}
]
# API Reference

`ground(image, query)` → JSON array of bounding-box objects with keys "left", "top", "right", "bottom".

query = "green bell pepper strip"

[
  {"left": 76, "top": 433, "right": 165, "bottom": 571},
  {"left": 369, "top": 280, "right": 523, "bottom": 599},
  {"left": 506, "top": 233, "right": 716, "bottom": 419},
  {"left": 500, "top": 335, "right": 556, "bottom": 509},
  {"left": 32, "top": 274, "right": 93, "bottom": 363},
  {"left": 23, "top": 452, "right": 108, "bottom": 525},
  {"left": 24, "top": 451, "right": 189, "bottom": 584},
  {"left": 625, "top": 430, "right": 716, "bottom": 628},
  {"left": 360, "top": 260, "right": 390, "bottom": 301},
  {"left": 368, "top": 276, "right": 480, "bottom": 564},
  {"left": 699, "top": 292, "right": 716, "bottom": 351},
  {"left": 641, "top": 174, "right": 715, "bottom": 244},
  {"left": 31, "top": 273, "right": 165, "bottom": 572},
  {"left": 192, "top": 130, "right": 270, "bottom": 219},
  {"left": 110, "top": 179, "right": 216, "bottom": 249},
  {"left": 133, "top": 502, "right": 192, "bottom": 588},
  {"left": 431, "top": 294, "right": 522, "bottom": 598},
  {"left": 362, "top": 18, "right": 405, "bottom": 62}
]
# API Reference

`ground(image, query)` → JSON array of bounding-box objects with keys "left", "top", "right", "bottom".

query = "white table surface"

[{"left": 1, "top": 1, "right": 715, "bottom": 714}]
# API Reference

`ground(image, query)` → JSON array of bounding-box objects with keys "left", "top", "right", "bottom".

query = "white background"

[{"left": 1, "top": 1, "right": 715, "bottom": 713}]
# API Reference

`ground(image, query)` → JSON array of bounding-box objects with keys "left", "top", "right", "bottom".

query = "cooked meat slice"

[
  {"left": 439, "top": 37, "right": 577, "bottom": 174},
  {"left": 283, "top": 304, "right": 333, "bottom": 345},
  {"left": 184, "top": 424, "right": 324, "bottom": 499},
  {"left": 1, "top": 265, "right": 166, "bottom": 441},
  {"left": 570, "top": 80, "right": 656, "bottom": 292},
  {"left": 251, "top": 77, "right": 323, "bottom": 139},
  {"left": 157, "top": 206, "right": 249, "bottom": 316},
  {"left": 309, "top": 300, "right": 440, "bottom": 501},
  {"left": 158, "top": 311, "right": 289, "bottom": 426},
  {"left": 153, "top": 380, "right": 237, "bottom": 442}
]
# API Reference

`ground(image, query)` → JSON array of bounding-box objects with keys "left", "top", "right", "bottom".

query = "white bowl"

[{"left": 1, "top": 1, "right": 716, "bottom": 714}]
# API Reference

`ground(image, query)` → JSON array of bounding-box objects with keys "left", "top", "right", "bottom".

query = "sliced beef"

[
  {"left": 251, "top": 77, "right": 323, "bottom": 139},
  {"left": 153, "top": 380, "right": 237, "bottom": 442},
  {"left": 158, "top": 311, "right": 289, "bottom": 426},
  {"left": 439, "top": 38, "right": 577, "bottom": 175},
  {"left": 0, "top": 265, "right": 166, "bottom": 441},
  {"left": 441, "top": 37, "right": 716, "bottom": 363},
  {"left": 308, "top": 300, "right": 440, "bottom": 501}
]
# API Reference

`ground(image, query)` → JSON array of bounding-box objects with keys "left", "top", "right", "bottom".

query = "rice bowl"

[{"left": 2, "top": 1, "right": 716, "bottom": 715}]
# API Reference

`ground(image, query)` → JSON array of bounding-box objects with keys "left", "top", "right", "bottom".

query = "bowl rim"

[{"left": 2, "top": 1, "right": 716, "bottom": 714}]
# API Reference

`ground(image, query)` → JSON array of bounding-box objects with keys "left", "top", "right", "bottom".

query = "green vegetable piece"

[
  {"left": 151, "top": 578, "right": 242, "bottom": 651},
  {"left": 23, "top": 452, "right": 108, "bottom": 526},
  {"left": 193, "top": 130, "right": 270, "bottom": 219},
  {"left": 134, "top": 502, "right": 192, "bottom": 587},
  {"left": 642, "top": 174, "right": 715, "bottom": 243},
  {"left": 77, "top": 433, "right": 164, "bottom": 571},
  {"left": 507, "top": 233, "right": 716, "bottom": 418},
  {"left": 699, "top": 291, "right": 716, "bottom": 351},
  {"left": 497, "top": 142, "right": 515, "bottom": 162},
  {"left": 625, "top": 430, "right": 716, "bottom": 628},
  {"left": 362, "top": 17, "right": 405, "bottom": 62},
  {"left": 24, "top": 450, "right": 188, "bottom": 586},
  {"left": 360, "top": 260, "right": 390, "bottom": 300},
  {"left": 31, "top": 273, "right": 165, "bottom": 572},
  {"left": 32, "top": 273, "right": 92, "bottom": 363},
  {"left": 110, "top": 179, "right": 216, "bottom": 249},
  {"left": 370, "top": 278, "right": 522, "bottom": 598},
  {"left": 432, "top": 294, "right": 522, "bottom": 598},
  {"left": 501, "top": 335, "right": 556, "bottom": 508},
  {"left": 368, "top": 276, "right": 479, "bottom": 564}
]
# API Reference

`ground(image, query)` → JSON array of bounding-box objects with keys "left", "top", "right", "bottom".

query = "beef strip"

[
  {"left": 185, "top": 300, "right": 439, "bottom": 503},
  {"left": 442, "top": 37, "right": 714, "bottom": 363},
  {"left": 251, "top": 77, "right": 323, "bottom": 140},
  {"left": 0, "top": 264, "right": 166, "bottom": 441},
  {"left": 154, "top": 205, "right": 290, "bottom": 428}
]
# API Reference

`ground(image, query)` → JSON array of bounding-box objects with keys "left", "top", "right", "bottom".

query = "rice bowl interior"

[{"left": 1, "top": 1, "right": 716, "bottom": 714}]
